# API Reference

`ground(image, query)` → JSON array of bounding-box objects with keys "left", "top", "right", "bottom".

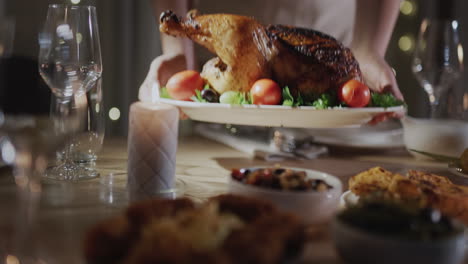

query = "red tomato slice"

[
  {"left": 338, "top": 80, "right": 371, "bottom": 107},
  {"left": 250, "top": 79, "right": 282, "bottom": 105},
  {"left": 166, "top": 70, "right": 204, "bottom": 101}
]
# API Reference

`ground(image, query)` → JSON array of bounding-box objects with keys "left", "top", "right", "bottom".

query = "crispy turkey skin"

[{"left": 159, "top": 10, "right": 362, "bottom": 97}]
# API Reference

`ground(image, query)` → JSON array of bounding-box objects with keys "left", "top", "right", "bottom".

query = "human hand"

[
  {"left": 354, "top": 51, "right": 404, "bottom": 101},
  {"left": 352, "top": 51, "right": 405, "bottom": 125},
  {"left": 139, "top": 53, "right": 186, "bottom": 101},
  {"left": 138, "top": 53, "right": 188, "bottom": 119}
]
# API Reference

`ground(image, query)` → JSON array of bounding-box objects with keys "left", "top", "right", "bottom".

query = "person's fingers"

[
  {"left": 367, "top": 111, "right": 402, "bottom": 125},
  {"left": 383, "top": 83, "right": 404, "bottom": 101},
  {"left": 381, "top": 62, "right": 404, "bottom": 101},
  {"left": 357, "top": 53, "right": 405, "bottom": 101},
  {"left": 368, "top": 112, "right": 389, "bottom": 125},
  {"left": 177, "top": 107, "right": 189, "bottom": 120},
  {"left": 157, "top": 54, "right": 186, "bottom": 87}
]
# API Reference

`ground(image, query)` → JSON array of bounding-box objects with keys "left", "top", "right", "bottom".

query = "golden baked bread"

[
  {"left": 84, "top": 194, "right": 305, "bottom": 264},
  {"left": 349, "top": 167, "right": 468, "bottom": 225}
]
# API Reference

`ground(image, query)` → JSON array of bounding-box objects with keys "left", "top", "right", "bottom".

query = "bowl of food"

[
  {"left": 228, "top": 167, "right": 343, "bottom": 225},
  {"left": 332, "top": 200, "right": 465, "bottom": 264},
  {"left": 401, "top": 116, "right": 468, "bottom": 160}
]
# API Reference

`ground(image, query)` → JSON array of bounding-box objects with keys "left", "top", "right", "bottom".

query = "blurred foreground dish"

[
  {"left": 333, "top": 198, "right": 465, "bottom": 264},
  {"left": 84, "top": 194, "right": 305, "bottom": 264}
]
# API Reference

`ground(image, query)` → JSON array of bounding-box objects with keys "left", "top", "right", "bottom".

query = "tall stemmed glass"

[
  {"left": 39, "top": 4, "right": 102, "bottom": 181},
  {"left": 412, "top": 18, "right": 464, "bottom": 118}
]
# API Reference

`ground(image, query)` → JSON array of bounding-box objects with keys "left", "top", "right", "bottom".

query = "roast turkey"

[{"left": 159, "top": 10, "right": 362, "bottom": 98}]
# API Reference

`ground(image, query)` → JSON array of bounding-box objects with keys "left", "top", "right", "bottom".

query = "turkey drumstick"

[{"left": 159, "top": 10, "right": 362, "bottom": 97}]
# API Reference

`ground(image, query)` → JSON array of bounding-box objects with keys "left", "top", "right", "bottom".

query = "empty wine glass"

[
  {"left": 412, "top": 18, "right": 464, "bottom": 118},
  {"left": 52, "top": 78, "right": 104, "bottom": 164},
  {"left": 38, "top": 4, "right": 103, "bottom": 181}
]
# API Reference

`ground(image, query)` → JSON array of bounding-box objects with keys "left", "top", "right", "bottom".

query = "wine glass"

[
  {"left": 38, "top": 4, "right": 103, "bottom": 181},
  {"left": 412, "top": 18, "right": 464, "bottom": 118}
]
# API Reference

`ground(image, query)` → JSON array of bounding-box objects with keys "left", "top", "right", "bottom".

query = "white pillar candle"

[{"left": 127, "top": 102, "right": 179, "bottom": 201}]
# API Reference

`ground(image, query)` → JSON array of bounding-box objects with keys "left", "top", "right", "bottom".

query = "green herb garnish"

[
  {"left": 160, "top": 87, "right": 172, "bottom": 99},
  {"left": 282, "top": 86, "right": 304, "bottom": 106},
  {"left": 219, "top": 91, "right": 251, "bottom": 105},
  {"left": 312, "top": 93, "right": 336, "bottom": 109},
  {"left": 191, "top": 89, "right": 207, "bottom": 103},
  {"left": 371, "top": 93, "right": 405, "bottom": 107},
  {"left": 282, "top": 86, "right": 294, "bottom": 106}
]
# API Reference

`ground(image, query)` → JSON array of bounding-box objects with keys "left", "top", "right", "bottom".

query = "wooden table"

[{"left": 0, "top": 135, "right": 465, "bottom": 264}]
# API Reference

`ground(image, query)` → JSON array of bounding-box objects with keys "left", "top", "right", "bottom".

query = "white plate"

[
  {"left": 339, "top": 190, "right": 359, "bottom": 209},
  {"left": 229, "top": 167, "right": 343, "bottom": 225},
  {"left": 448, "top": 164, "right": 468, "bottom": 179},
  {"left": 158, "top": 98, "right": 406, "bottom": 128},
  {"left": 307, "top": 121, "right": 405, "bottom": 149}
]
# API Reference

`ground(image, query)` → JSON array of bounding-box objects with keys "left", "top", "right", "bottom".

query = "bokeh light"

[
  {"left": 458, "top": 43, "right": 464, "bottom": 64},
  {"left": 398, "top": 35, "right": 414, "bottom": 53},
  {"left": 400, "top": 0, "right": 416, "bottom": 16},
  {"left": 109, "top": 107, "right": 121, "bottom": 121},
  {"left": 6, "top": 255, "right": 19, "bottom": 264},
  {"left": 1, "top": 139, "right": 15, "bottom": 165}
]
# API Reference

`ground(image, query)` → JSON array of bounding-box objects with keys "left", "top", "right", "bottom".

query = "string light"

[
  {"left": 0, "top": 139, "right": 15, "bottom": 165},
  {"left": 458, "top": 43, "right": 464, "bottom": 64},
  {"left": 71, "top": 0, "right": 81, "bottom": 4},
  {"left": 400, "top": 0, "right": 416, "bottom": 16},
  {"left": 398, "top": 35, "right": 414, "bottom": 53},
  {"left": 6, "top": 255, "right": 19, "bottom": 264},
  {"left": 109, "top": 107, "right": 121, "bottom": 121}
]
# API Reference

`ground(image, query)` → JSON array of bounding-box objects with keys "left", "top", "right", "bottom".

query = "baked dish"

[
  {"left": 160, "top": 10, "right": 361, "bottom": 96},
  {"left": 83, "top": 194, "right": 306, "bottom": 264},
  {"left": 231, "top": 167, "right": 333, "bottom": 192},
  {"left": 158, "top": 10, "right": 404, "bottom": 109},
  {"left": 349, "top": 167, "right": 468, "bottom": 225}
]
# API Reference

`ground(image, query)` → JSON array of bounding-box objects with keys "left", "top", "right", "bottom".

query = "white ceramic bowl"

[
  {"left": 228, "top": 168, "right": 343, "bottom": 225},
  {"left": 332, "top": 217, "right": 465, "bottom": 264},
  {"left": 401, "top": 117, "right": 468, "bottom": 160}
]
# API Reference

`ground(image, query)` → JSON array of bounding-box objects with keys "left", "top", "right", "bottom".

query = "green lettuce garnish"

[
  {"left": 160, "top": 87, "right": 171, "bottom": 99},
  {"left": 190, "top": 84, "right": 212, "bottom": 103},
  {"left": 312, "top": 93, "right": 336, "bottom": 109},
  {"left": 282, "top": 86, "right": 304, "bottom": 106},
  {"left": 371, "top": 93, "right": 405, "bottom": 107}
]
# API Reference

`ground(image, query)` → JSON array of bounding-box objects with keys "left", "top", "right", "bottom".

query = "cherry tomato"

[
  {"left": 338, "top": 80, "right": 371, "bottom": 107},
  {"left": 166, "top": 70, "right": 204, "bottom": 101},
  {"left": 250, "top": 79, "right": 282, "bottom": 105}
]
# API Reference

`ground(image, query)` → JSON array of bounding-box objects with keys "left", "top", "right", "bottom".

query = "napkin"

[
  {"left": 127, "top": 102, "right": 179, "bottom": 201},
  {"left": 194, "top": 124, "right": 328, "bottom": 162}
]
